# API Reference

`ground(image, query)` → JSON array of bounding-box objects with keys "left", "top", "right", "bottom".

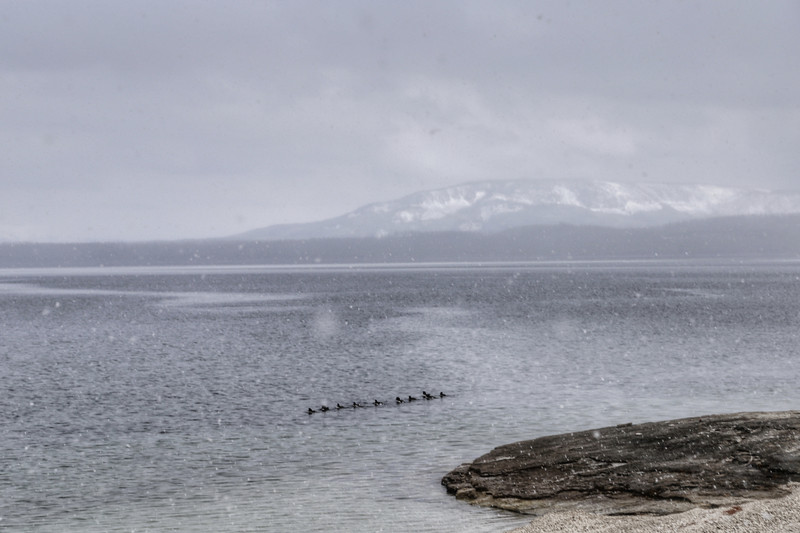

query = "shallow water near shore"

[{"left": 2, "top": 260, "right": 799, "bottom": 532}]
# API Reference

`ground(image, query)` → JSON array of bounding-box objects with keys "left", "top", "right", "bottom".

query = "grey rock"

[{"left": 442, "top": 411, "right": 800, "bottom": 516}]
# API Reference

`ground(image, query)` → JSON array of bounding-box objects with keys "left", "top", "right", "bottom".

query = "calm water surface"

[{"left": 2, "top": 261, "right": 799, "bottom": 532}]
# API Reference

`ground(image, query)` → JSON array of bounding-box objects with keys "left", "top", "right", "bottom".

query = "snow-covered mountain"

[{"left": 236, "top": 180, "right": 800, "bottom": 241}]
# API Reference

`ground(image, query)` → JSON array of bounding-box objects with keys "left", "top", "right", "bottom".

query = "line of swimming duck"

[{"left": 307, "top": 391, "right": 447, "bottom": 414}]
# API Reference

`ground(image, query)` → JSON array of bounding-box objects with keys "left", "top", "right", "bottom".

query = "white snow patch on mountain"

[
  {"left": 394, "top": 189, "right": 486, "bottom": 222},
  {"left": 552, "top": 186, "right": 584, "bottom": 208}
]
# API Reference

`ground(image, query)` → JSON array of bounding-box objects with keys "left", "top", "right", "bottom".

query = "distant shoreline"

[
  {"left": 2, "top": 257, "right": 800, "bottom": 278},
  {"left": 2, "top": 213, "right": 799, "bottom": 268}
]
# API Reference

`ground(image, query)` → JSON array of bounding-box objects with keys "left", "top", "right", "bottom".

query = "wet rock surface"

[{"left": 442, "top": 411, "right": 800, "bottom": 515}]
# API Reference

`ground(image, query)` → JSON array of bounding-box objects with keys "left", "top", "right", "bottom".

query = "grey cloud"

[{"left": 1, "top": 1, "right": 798, "bottom": 241}]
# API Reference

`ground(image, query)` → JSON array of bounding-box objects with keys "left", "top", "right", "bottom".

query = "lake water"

[{"left": 2, "top": 260, "right": 799, "bottom": 532}]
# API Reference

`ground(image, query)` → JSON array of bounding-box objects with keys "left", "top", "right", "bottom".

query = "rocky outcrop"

[{"left": 442, "top": 411, "right": 800, "bottom": 516}]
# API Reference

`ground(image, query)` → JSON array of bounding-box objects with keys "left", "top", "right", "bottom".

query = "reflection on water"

[{"left": 1, "top": 261, "right": 799, "bottom": 532}]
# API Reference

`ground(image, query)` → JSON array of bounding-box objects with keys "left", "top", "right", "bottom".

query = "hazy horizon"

[{"left": 3, "top": 178, "right": 800, "bottom": 245}]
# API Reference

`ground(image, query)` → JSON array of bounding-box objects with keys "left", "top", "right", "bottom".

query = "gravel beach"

[{"left": 509, "top": 483, "right": 800, "bottom": 532}]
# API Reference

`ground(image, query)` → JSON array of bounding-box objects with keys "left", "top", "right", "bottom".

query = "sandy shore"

[{"left": 508, "top": 483, "right": 800, "bottom": 532}]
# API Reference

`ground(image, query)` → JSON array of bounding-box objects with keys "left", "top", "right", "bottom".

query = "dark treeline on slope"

[{"left": 1, "top": 214, "right": 799, "bottom": 268}]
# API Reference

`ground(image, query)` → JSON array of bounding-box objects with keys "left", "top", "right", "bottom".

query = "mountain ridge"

[{"left": 235, "top": 179, "right": 800, "bottom": 241}]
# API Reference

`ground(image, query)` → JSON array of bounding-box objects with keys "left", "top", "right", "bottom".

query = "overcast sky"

[{"left": 1, "top": 1, "right": 798, "bottom": 242}]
